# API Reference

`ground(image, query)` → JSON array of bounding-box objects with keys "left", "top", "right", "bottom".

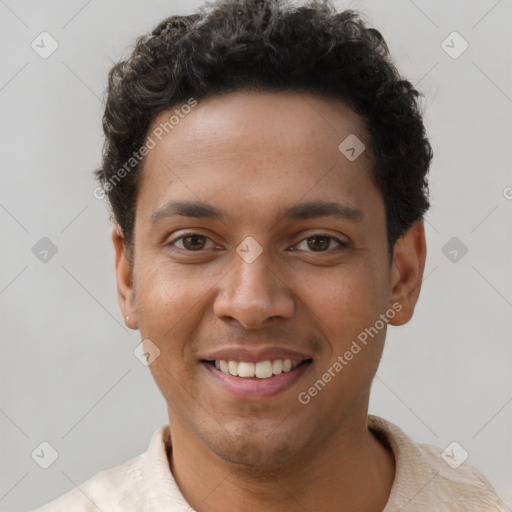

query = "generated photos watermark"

[
  {"left": 298, "top": 301, "right": 402, "bottom": 405},
  {"left": 93, "top": 97, "right": 198, "bottom": 200}
]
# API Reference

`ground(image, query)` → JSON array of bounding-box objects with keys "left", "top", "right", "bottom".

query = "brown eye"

[
  {"left": 180, "top": 235, "right": 207, "bottom": 251},
  {"left": 306, "top": 236, "right": 331, "bottom": 251},
  {"left": 293, "top": 234, "right": 347, "bottom": 253},
  {"left": 168, "top": 233, "right": 215, "bottom": 252}
]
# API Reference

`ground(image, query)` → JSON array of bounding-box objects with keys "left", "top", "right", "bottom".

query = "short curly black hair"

[{"left": 96, "top": 0, "right": 432, "bottom": 259}]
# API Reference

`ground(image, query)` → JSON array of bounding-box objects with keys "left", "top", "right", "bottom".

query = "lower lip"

[{"left": 201, "top": 361, "right": 312, "bottom": 399}]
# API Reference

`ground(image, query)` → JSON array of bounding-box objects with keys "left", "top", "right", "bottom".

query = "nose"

[{"left": 213, "top": 250, "right": 295, "bottom": 329}]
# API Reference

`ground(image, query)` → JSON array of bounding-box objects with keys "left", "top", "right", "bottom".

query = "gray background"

[{"left": 1, "top": 0, "right": 511, "bottom": 510}]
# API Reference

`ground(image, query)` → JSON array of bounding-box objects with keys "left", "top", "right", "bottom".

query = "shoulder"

[
  {"left": 415, "top": 441, "right": 506, "bottom": 511},
  {"left": 30, "top": 425, "right": 173, "bottom": 512},
  {"left": 368, "top": 415, "right": 506, "bottom": 511},
  {"left": 31, "top": 453, "right": 146, "bottom": 512}
]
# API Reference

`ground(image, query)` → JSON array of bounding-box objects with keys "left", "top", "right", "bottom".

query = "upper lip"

[{"left": 199, "top": 346, "right": 314, "bottom": 363}]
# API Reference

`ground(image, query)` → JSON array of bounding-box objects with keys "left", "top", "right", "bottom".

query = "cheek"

[
  {"left": 134, "top": 265, "right": 183, "bottom": 339},
  {"left": 294, "top": 262, "right": 389, "bottom": 340},
  {"left": 134, "top": 263, "right": 212, "bottom": 407},
  {"left": 137, "top": 261, "right": 206, "bottom": 314},
  {"left": 293, "top": 266, "right": 389, "bottom": 399},
  {"left": 134, "top": 261, "right": 225, "bottom": 358}
]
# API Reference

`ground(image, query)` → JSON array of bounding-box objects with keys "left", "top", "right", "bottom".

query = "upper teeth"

[{"left": 214, "top": 359, "right": 301, "bottom": 379}]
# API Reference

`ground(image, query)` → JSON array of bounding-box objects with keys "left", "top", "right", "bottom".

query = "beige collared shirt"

[{"left": 32, "top": 415, "right": 506, "bottom": 511}]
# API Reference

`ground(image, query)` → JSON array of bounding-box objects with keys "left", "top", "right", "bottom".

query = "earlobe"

[
  {"left": 388, "top": 220, "right": 427, "bottom": 326},
  {"left": 112, "top": 226, "right": 138, "bottom": 329}
]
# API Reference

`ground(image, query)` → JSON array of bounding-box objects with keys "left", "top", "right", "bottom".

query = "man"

[{"left": 33, "top": 0, "right": 504, "bottom": 510}]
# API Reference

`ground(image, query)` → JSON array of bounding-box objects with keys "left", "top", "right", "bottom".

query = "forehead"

[
  {"left": 148, "top": 90, "right": 368, "bottom": 162},
  {"left": 136, "top": 90, "right": 378, "bottom": 224}
]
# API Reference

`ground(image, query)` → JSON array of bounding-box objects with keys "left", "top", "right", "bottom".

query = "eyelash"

[{"left": 168, "top": 233, "right": 349, "bottom": 253}]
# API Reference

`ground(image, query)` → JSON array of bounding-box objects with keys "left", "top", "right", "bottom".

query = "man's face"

[{"left": 116, "top": 91, "right": 409, "bottom": 465}]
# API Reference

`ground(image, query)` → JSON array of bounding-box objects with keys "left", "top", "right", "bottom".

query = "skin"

[{"left": 113, "top": 90, "right": 426, "bottom": 512}]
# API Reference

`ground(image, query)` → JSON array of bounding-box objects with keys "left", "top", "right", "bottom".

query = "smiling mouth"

[{"left": 202, "top": 359, "right": 313, "bottom": 379}]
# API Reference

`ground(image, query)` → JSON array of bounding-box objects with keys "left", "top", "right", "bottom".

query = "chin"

[{"left": 205, "top": 429, "right": 305, "bottom": 468}]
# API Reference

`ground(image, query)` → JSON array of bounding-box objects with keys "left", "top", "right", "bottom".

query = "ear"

[
  {"left": 112, "top": 225, "right": 138, "bottom": 330},
  {"left": 388, "top": 220, "right": 427, "bottom": 326}
]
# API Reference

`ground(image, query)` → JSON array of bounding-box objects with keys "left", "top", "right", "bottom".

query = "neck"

[{"left": 167, "top": 409, "right": 395, "bottom": 512}]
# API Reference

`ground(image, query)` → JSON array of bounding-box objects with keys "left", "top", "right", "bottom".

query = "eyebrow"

[{"left": 150, "top": 199, "right": 364, "bottom": 225}]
